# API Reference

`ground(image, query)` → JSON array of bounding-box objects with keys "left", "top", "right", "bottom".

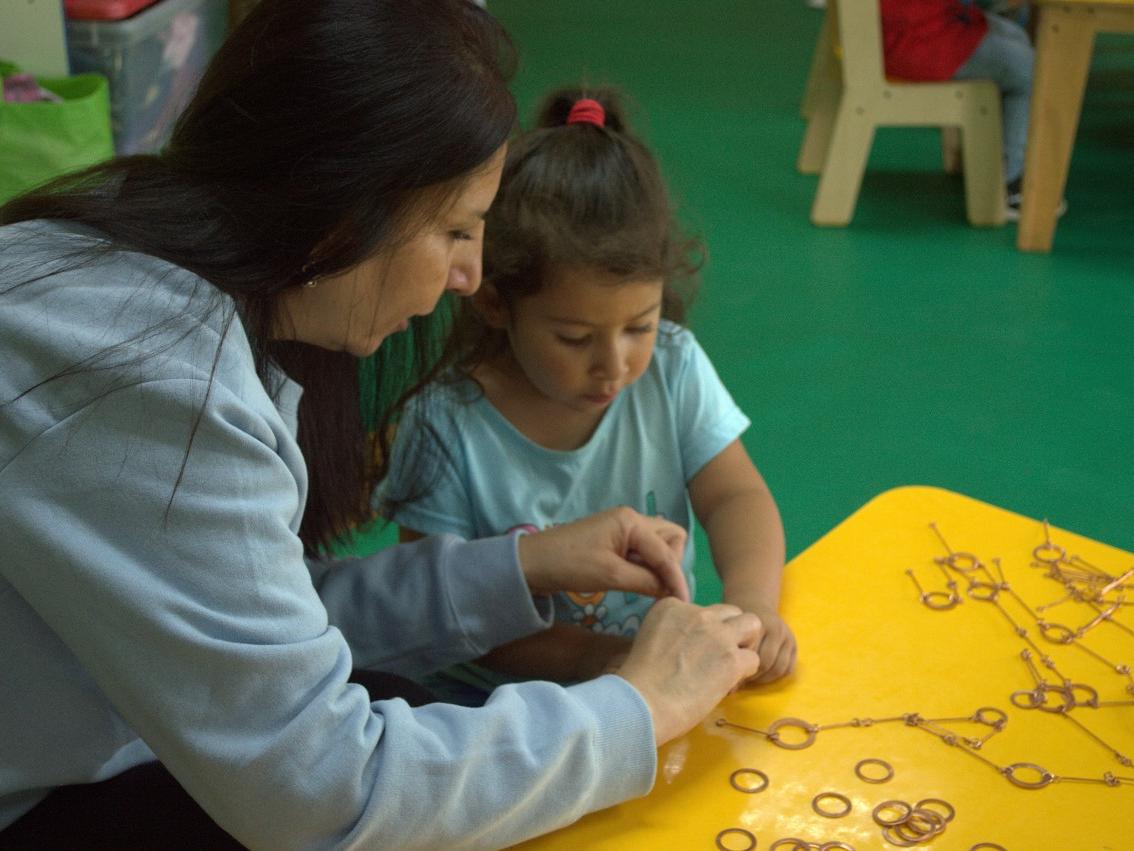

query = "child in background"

[
  {"left": 380, "top": 86, "right": 794, "bottom": 704},
  {"left": 880, "top": 0, "right": 1045, "bottom": 219}
]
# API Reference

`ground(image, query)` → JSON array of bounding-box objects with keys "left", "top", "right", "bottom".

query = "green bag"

[{"left": 0, "top": 60, "right": 115, "bottom": 204}]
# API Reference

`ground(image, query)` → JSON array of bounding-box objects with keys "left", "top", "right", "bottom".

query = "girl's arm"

[
  {"left": 687, "top": 439, "right": 796, "bottom": 684},
  {"left": 399, "top": 526, "right": 632, "bottom": 681},
  {"left": 477, "top": 623, "right": 632, "bottom": 682}
]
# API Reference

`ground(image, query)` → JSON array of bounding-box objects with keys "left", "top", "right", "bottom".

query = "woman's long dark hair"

[{"left": 0, "top": 0, "right": 516, "bottom": 552}]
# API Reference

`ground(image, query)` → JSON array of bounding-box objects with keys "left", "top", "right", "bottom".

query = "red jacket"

[{"left": 879, "top": 0, "right": 989, "bottom": 80}]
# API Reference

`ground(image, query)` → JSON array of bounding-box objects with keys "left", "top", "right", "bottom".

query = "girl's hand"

[
  {"left": 724, "top": 597, "right": 796, "bottom": 684},
  {"left": 517, "top": 507, "right": 689, "bottom": 602},
  {"left": 616, "top": 599, "right": 763, "bottom": 746}
]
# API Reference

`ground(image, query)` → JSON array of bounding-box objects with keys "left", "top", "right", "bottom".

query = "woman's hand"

[
  {"left": 615, "top": 599, "right": 764, "bottom": 746},
  {"left": 516, "top": 506, "right": 689, "bottom": 602}
]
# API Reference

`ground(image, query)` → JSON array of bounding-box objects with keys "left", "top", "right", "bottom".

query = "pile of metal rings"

[
  {"left": 768, "top": 840, "right": 854, "bottom": 850},
  {"left": 714, "top": 833, "right": 855, "bottom": 851},
  {"left": 871, "top": 798, "right": 954, "bottom": 846}
]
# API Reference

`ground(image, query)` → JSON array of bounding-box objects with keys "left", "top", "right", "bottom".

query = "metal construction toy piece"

[
  {"left": 714, "top": 827, "right": 757, "bottom": 851},
  {"left": 854, "top": 757, "right": 894, "bottom": 783},
  {"left": 870, "top": 797, "right": 956, "bottom": 847},
  {"left": 914, "top": 797, "right": 954, "bottom": 823},
  {"left": 716, "top": 706, "right": 1006, "bottom": 754},
  {"left": 811, "top": 791, "right": 852, "bottom": 818},
  {"left": 871, "top": 800, "right": 912, "bottom": 827},
  {"left": 711, "top": 519, "right": 1132, "bottom": 851},
  {"left": 905, "top": 562, "right": 960, "bottom": 611},
  {"left": 926, "top": 523, "right": 1134, "bottom": 771},
  {"left": 729, "top": 767, "right": 770, "bottom": 794},
  {"left": 715, "top": 700, "right": 1133, "bottom": 790}
]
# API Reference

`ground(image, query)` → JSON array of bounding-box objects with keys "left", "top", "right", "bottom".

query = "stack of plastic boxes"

[{"left": 65, "top": 0, "right": 228, "bottom": 155}]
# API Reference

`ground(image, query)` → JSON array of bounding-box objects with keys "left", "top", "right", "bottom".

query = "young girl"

[{"left": 381, "top": 86, "right": 794, "bottom": 703}]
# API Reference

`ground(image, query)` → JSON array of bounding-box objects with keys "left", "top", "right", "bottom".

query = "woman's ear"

[{"left": 472, "top": 283, "right": 510, "bottom": 329}]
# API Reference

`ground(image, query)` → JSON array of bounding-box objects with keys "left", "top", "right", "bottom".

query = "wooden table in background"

[
  {"left": 513, "top": 486, "right": 1134, "bottom": 850},
  {"left": 1019, "top": 0, "right": 1134, "bottom": 252}
]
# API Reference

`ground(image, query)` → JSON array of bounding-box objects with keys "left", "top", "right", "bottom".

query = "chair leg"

[
  {"left": 800, "top": 6, "right": 836, "bottom": 118},
  {"left": 960, "top": 92, "right": 1005, "bottom": 226},
  {"left": 940, "top": 126, "right": 962, "bottom": 175},
  {"left": 811, "top": 101, "right": 876, "bottom": 226},
  {"left": 797, "top": 75, "right": 840, "bottom": 174}
]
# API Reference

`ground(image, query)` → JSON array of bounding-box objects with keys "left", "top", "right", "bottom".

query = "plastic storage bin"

[
  {"left": 65, "top": 0, "right": 228, "bottom": 154},
  {"left": 65, "top": 0, "right": 161, "bottom": 21}
]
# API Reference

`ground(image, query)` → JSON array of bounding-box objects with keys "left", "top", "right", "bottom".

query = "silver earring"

[{"left": 302, "top": 278, "right": 318, "bottom": 289}]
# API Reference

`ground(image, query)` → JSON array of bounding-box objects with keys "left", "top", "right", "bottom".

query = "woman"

[{"left": 0, "top": 1, "right": 763, "bottom": 848}]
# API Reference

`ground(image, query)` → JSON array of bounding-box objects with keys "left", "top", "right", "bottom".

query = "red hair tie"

[{"left": 566, "top": 98, "right": 606, "bottom": 128}]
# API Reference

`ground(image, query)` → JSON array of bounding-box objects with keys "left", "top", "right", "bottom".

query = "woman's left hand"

[{"left": 517, "top": 506, "right": 690, "bottom": 602}]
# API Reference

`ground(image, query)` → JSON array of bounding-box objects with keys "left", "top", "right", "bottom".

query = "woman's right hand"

[
  {"left": 516, "top": 506, "right": 689, "bottom": 602},
  {"left": 615, "top": 598, "right": 763, "bottom": 746}
]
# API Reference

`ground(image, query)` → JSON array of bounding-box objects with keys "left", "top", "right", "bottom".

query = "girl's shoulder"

[
  {"left": 651, "top": 320, "right": 702, "bottom": 370},
  {"left": 654, "top": 319, "right": 694, "bottom": 348},
  {"left": 648, "top": 320, "right": 730, "bottom": 395},
  {"left": 401, "top": 373, "right": 487, "bottom": 438}
]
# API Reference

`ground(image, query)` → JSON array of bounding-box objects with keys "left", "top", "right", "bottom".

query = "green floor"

[{"left": 355, "top": 1, "right": 1134, "bottom": 604}]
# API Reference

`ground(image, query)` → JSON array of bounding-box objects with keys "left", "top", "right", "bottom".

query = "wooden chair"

[{"left": 798, "top": 0, "right": 1005, "bottom": 227}]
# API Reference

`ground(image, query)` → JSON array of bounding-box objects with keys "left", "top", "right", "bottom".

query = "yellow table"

[
  {"left": 1019, "top": 0, "right": 1134, "bottom": 252},
  {"left": 514, "top": 486, "right": 1134, "bottom": 850}
]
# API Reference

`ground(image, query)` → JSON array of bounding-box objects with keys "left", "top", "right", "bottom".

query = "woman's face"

[{"left": 278, "top": 145, "right": 506, "bottom": 357}]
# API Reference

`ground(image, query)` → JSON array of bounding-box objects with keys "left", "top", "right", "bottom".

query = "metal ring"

[
  {"left": 921, "top": 590, "right": 960, "bottom": 610},
  {"left": 892, "top": 820, "right": 938, "bottom": 843},
  {"left": 1033, "top": 542, "right": 1066, "bottom": 564},
  {"left": 812, "top": 791, "right": 852, "bottom": 818},
  {"left": 944, "top": 552, "right": 983, "bottom": 572},
  {"left": 819, "top": 844, "right": 856, "bottom": 851},
  {"left": 1039, "top": 621, "right": 1075, "bottom": 644},
  {"left": 854, "top": 758, "right": 894, "bottom": 783},
  {"left": 1069, "top": 682, "right": 1100, "bottom": 708},
  {"left": 1011, "top": 689, "right": 1043, "bottom": 709},
  {"left": 769, "top": 841, "right": 811, "bottom": 851},
  {"left": 973, "top": 706, "right": 1007, "bottom": 729},
  {"left": 767, "top": 717, "right": 818, "bottom": 750},
  {"left": 880, "top": 825, "right": 920, "bottom": 847},
  {"left": 967, "top": 581, "right": 1001, "bottom": 601},
  {"left": 1003, "top": 762, "right": 1056, "bottom": 789},
  {"left": 903, "top": 808, "right": 945, "bottom": 838},
  {"left": 1035, "top": 684, "right": 1075, "bottom": 714},
  {"left": 970, "top": 845, "right": 1008, "bottom": 851},
  {"left": 872, "top": 800, "right": 912, "bottom": 827},
  {"left": 730, "top": 768, "right": 770, "bottom": 794},
  {"left": 915, "top": 797, "right": 955, "bottom": 823},
  {"left": 716, "top": 827, "right": 757, "bottom": 851}
]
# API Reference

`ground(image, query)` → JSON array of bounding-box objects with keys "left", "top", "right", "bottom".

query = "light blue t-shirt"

[{"left": 384, "top": 322, "right": 750, "bottom": 657}]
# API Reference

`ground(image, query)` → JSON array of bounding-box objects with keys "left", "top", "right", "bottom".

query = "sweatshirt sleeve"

[
  {"left": 308, "top": 533, "right": 555, "bottom": 676},
  {"left": 0, "top": 375, "right": 656, "bottom": 849}
]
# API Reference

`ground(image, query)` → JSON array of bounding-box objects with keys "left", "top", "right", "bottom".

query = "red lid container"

[{"left": 64, "top": 0, "right": 161, "bottom": 21}]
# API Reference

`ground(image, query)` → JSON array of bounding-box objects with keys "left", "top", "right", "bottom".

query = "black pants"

[{"left": 0, "top": 671, "right": 436, "bottom": 850}]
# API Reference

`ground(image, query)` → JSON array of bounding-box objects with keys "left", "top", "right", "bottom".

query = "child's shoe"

[{"left": 1005, "top": 177, "right": 1067, "bottom": 222}]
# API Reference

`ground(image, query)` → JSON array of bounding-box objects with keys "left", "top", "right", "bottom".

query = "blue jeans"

[{"left": 952, "top": 13, "right": 1035, "bottom": 184}]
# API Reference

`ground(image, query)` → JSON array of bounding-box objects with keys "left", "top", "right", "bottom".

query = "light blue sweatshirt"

[{"left": 0, "top": 221, "right": 656, "bottom": 849}]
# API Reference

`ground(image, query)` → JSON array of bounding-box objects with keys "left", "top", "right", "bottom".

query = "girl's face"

[
  {"left": 492, "top": 267, "right": 664, "bottom": 415},
  {"left": 277, "top": 145, "right": 506, "bottom": 357}
]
